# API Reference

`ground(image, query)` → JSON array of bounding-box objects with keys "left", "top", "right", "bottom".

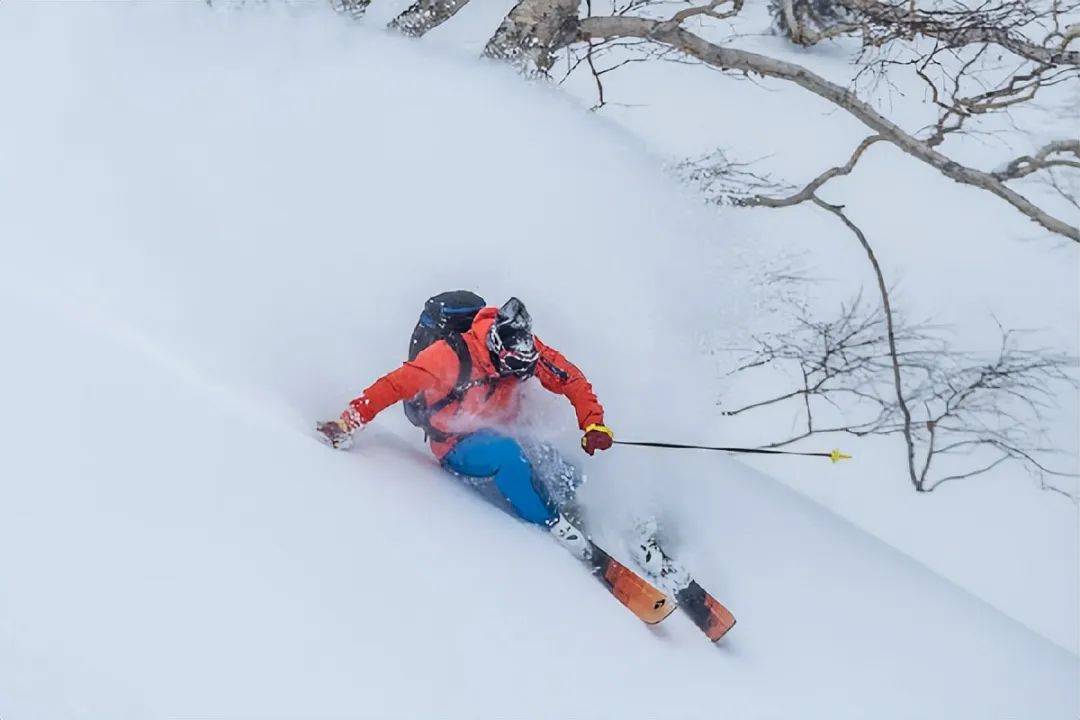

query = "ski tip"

[
  {"left": 708, "top": 616, "right": 736, "bottom": 642},
  {"left": 704, "top": 606, "right": 736, "bottom": 642},
  {"left": 601, "top": 559, "right": 678, "bottom": 624},
  {"left": 643, "top": 595, "right": 678, "bottom": 625}
]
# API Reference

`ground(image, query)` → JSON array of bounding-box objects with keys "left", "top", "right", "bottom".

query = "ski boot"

[
  {"left": 629, "top": 517, "right": 692, "bottom": 594},
  {"left": 548, "top": 513, "right": 592, "bottom": 561}
]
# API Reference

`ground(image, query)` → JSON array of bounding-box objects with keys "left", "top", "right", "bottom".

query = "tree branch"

[
  {"left": 811, "top": 196, "right": 922, "bottom": 490},
  {"left": 834, "top": 0, "right": 1080, "bottom": 66},
  {"left": 574, "top": 15, "right": 1080, "bottom": 242},
  {"left": 744, "top": 135, "right": 884, "bottom": 208},
  {"left": 994, "top": 139, "right": 1080, "bottom": 181}
]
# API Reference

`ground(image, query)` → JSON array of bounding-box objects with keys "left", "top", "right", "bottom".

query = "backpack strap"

[
  {"left": 422, "top": 334, "right": 496, "bottom": 443},
  {"left": 427, "top": 333, "right": 474, "bottom": 415}
]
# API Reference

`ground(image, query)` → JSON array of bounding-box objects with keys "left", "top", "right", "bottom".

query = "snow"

[
  {"left": 0, "top": 2, "right": 1076, "bottom": 717},
  {"left": 402, "top": 0, "right": 1080, "bottom": 654}
]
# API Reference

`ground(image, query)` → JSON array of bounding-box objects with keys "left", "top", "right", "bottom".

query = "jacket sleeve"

[
  {"left": 347, "top": 342, "right": 459, "bottom": 424},
  {"left": 534, "top": 338, "right": 605, "bottom": 431}
]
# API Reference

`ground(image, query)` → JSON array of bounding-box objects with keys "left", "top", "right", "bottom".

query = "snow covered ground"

[
  {"left": 401, "top": 0, "right": 1080, "bottom": 655},
  {"left": 0, "top": 3, "right": 1076, "bottom": 717}
]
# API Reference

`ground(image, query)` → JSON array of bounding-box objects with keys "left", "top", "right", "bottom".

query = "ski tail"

[{"left": 675, "top": 581, "right": 736, "bottom": 641}]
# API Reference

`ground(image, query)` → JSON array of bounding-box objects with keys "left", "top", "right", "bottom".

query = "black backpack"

[{"left": 403, "top": 291, "right": 487, "bottom": 440}]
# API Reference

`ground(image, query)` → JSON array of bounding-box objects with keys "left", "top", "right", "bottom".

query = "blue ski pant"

[{"left": 442, "top": 431, "right": 558, "bottom": 525}]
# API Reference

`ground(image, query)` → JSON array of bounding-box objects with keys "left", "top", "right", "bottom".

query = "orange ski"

[
  {"left": 626, "top": 522, "right": 737, "bottom": 642},
  {"left": 589, "top": 544, "right": 676, "bottom": 625},
  {"left": 676, "top": 581, "right": 736, "bottom": 641}
]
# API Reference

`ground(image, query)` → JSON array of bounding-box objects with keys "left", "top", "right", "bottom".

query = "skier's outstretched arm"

[
  {"left": 534, "top": 340, "right": 614, "bottom": 455},
  {"left": 317, "top": 343, "right": 457, "bottom": 449}
]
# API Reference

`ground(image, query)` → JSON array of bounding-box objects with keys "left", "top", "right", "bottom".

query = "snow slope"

[
  {"left": 0, "top": 4, "right": 1076, "bottom": 717},
  {"left": 397, "top": 0, "right": 1080, "bottom": 653}
]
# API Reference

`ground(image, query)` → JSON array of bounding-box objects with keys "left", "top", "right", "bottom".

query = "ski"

[
  {"left": 629, "top": 521, "right": 736, "bottom": 642},
  {"left": 673, "top": 579, "right": 736, "bottom": 642},
  {"left": 586, "top": 541, "right": 676, "bottom": 625},
  {"left": 549, "top": 515, "right": 676, "bottom": 625}
]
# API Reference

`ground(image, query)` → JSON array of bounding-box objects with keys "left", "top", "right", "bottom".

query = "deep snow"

[
  {"left": 396, "top": 0, "right": 1080, "bottom": 653},
  {"left": 0, "top": 3, "right": 1076, "bottom": 718}
]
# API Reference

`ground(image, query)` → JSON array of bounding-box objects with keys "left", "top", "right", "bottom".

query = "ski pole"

[{"left": 612, "top": 440, "right": 852, "bottom": 463}]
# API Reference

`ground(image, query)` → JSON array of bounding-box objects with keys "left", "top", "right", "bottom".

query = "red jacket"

[{"left": 348, "top": 308, "right": 604, "bottom": 458}]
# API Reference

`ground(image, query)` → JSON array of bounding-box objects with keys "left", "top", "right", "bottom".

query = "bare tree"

[
  {"left": 571, "top": 7, "right": 1079, "bottom": 241},
  {"left": 723, "top": 295, "right": 1079, "bottom": 497},
  {"left": 331, "top": 0, "right": 1078, "bottom": 241},
  {"left": 675, "top": 140, "right": 1076, "bottom": 496}
]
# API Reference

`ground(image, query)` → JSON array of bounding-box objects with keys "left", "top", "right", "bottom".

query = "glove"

[
  {"left": 316, "top": 407, "right": 365, "bottom": 450},
  {"left": 581, "top": 423, "right": 614, "bottom": 456}
]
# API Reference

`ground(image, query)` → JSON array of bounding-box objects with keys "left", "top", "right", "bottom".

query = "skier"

[
  {"left": 316, "top": 293, "right": 735, "bottom": 637},
  {"left": 316, "top": 295, "right": 615, "bottom": 556}
]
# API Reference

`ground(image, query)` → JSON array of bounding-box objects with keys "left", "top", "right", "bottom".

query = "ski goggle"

[
  {"left": 489, "top": 328, "right": 539, "bottom": 377},
  {"left": 498, "top": 347, "right": 539, "bottom": 377}
]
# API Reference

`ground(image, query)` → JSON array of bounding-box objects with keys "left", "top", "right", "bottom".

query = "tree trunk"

[
  {"left": 389, "top": 0, "right": 475, "bottom": 37},
  {"left": 483, "top": 0, "right": 580, "bottom": 76},
  {"left": 332, "top": 0, "right": 371, "bottom": 18}
]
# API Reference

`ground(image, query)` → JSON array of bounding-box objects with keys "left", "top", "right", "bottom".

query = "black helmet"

[{"left": 487, "top": 297, "right": 539, "bottom": 377}]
